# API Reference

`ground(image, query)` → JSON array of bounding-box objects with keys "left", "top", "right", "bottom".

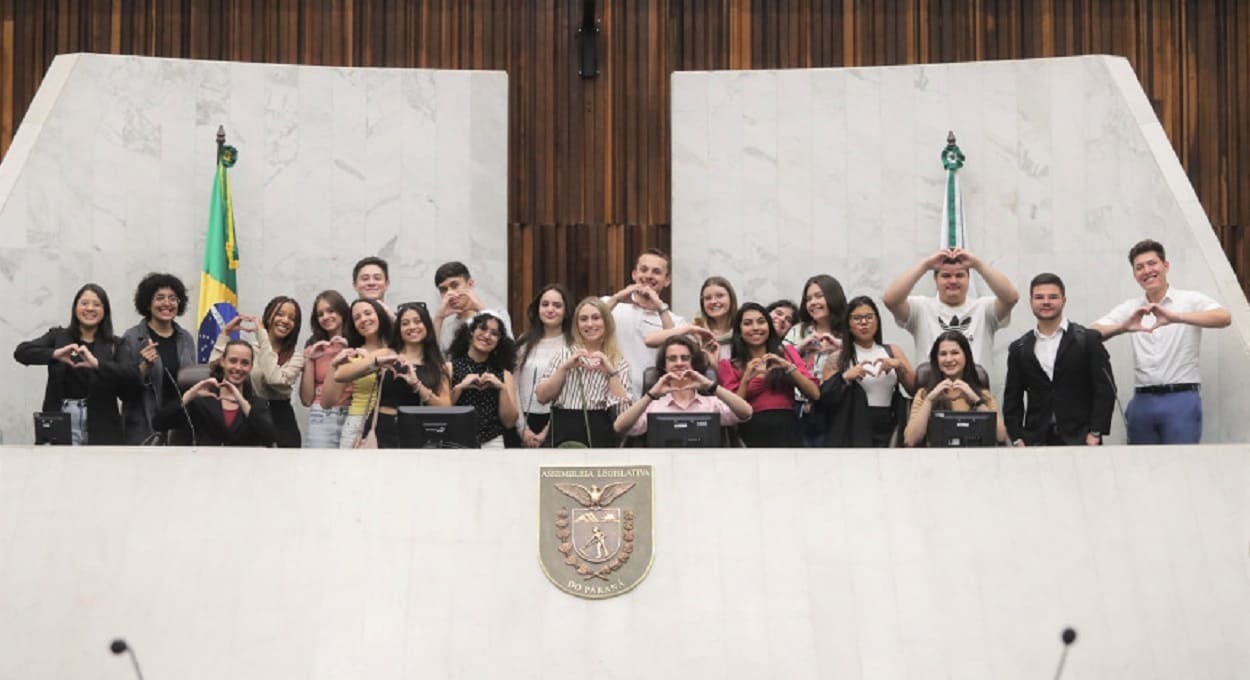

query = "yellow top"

[{"left": 347, "top": 359, "right": 380, "bottom": 416}]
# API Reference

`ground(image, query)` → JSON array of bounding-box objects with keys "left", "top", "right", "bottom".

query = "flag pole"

[{"left": 217, "top": 125, "right": 225, "bottom": 160}]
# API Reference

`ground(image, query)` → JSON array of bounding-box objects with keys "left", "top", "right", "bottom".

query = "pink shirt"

[
  {"left": 311, "top": 352, "right": 352, "bottom": 408},
  {"left": 718, "top": 345, "right": 813, "bottom": 413},
  {"left": 625, "top": 392, "right": 745, "bottom": 437}
]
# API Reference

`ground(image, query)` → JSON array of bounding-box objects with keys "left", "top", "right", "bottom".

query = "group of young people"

[{"left": 14, "top": 238, "right": 1231, "bottom": 449}]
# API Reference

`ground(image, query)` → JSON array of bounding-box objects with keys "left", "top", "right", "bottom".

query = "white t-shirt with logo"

[{"left": 897, "top": 295, "right": 1007, "bottom": 367}]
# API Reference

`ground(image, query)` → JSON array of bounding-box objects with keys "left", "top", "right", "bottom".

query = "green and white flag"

[
  {"left": 940, "top": 132, "right": 976, "bottom": 297},
  {"left": 940, "top": 132, "right": 967, "bottom": 249}
]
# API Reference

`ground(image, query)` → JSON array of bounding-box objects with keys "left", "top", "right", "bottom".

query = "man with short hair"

[
  {"left": 1004, "top": 273, "right": 1115, "bottom": 446},
  {"left": 1091, "top": 239, "right": 1230, "bottom": 444},
  {"left": 433, "top": 261, "right": 512, "bottom": 351},
  {"left": 604, "top": 248, "right": 685, "bottom": 400},
  {"left": 882, "top": 247, "right": 1019, "bottom": 367},
  {"left": 352, "top": 256, "right": 390, "bottom": 302}
]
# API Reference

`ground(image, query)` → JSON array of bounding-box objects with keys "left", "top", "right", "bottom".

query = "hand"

[
  {"left": 1121, "top": 305, "right": 1161, "bottom": 334},
  {"left": 1013, "top": 439, "right": 1026, "bottom": 447},
  {"left": 924, "top": 248, "right": 958, "bottom": 270},
  {"left": 372, "top": 350, "right": 399, "bottom": 368},
  {"left": 581, "top": 351, "right": 613, "bottom": 374},
  {"left": 436, "top": 294, "right": 461, "bottom": 319},
  {"left": 949, "top": 247, "right": 982, "bottom": 270},
  {"left": 611, "top": 283, "right": 641, "bottom": 305},
  {"left": 52, "top": 344, "right": 81, "bottom": 366},
  {"left": 187, "top": 377, "right": 221, "bottom": 402},
  {"left": 329, "top": 335, "right": 349, "bottom": 350},
  {"left": 456, "top": 373, "right": 481, "bottom": 391},
  {"left": 561, "top": 349, "right": 589, "bottom": 371},
  {"left": 1145, "top": 303, "right": 1179, "bottom": 329},
  {"left": 926, "top": 379, "right": 954, "bottom": 403},
  {"left": 138, "top": 339, "right": 159, "bottom": 365},
  {"left": 949, "top": 379, "right": 979, "bottom": 401},
  {"left": 633, "top": 285, "right": 662, "bottom": 311},
  {"left": 744, "top": 357, "right": 768, "bottom": 379},
  {"left": 330, "top": 347, "right": 364, "bottom": 367},
  {"left": 75, "top": 345, "right": 99, "bottom": 369},
  {"left": 477, "top": 372, "right": 504, "bottom": 390},
  {"left": 219, "top": 379, "right": 249, "bottom": 409},
  {"left": 522, "top": 429, "right": 545, "bottom": 447},
  {"left": 462, "top": 288, "right": 484, "bottom": 314},
  {"left": 842, "top": 361, "right": 869, "bottom": 382},
  {"left": 304, "top": 339, "right": 331, "bottom": 359},
  {"left": 1085, "top": 433, "right": 1101, "bottom": 446},
  {"left": 685, "top": 368, "right": 714, "bottom": 390},
  {"left": 877, "top": 356, "right": 901, "bottom": 373},
  {"left": 762, "top": 353, "right": 793, "bottom": 372}
]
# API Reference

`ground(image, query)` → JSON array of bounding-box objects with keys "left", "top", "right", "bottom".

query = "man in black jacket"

[{"left": 1004, "top": 273, "right": 1116, "bottom": 446}]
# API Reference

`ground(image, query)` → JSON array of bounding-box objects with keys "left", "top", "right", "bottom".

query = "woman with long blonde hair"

[{"left": 534, "top": 297, "right": 633, "bottom": 447}]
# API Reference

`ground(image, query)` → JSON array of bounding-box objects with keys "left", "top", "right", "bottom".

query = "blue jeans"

[{"left": 1125, "top": 390, "right": 1202, "bottom": 444}]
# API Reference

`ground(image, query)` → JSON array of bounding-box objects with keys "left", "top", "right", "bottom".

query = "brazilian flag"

[{"left": 196, "top": 144, "right": 240, "bottom": 363}]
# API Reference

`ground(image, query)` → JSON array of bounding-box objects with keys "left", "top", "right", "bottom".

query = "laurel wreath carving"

[{"left": 556, "top": 507, "right": 634, "bottom": 581}]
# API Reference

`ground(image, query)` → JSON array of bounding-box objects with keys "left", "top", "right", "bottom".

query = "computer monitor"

[
  {"left": 646, "top": 412, "right": 720, "bottom": 448},
  {"left": 926, "top": 409, "right": 998, "bottom": 448},
  {"left": 396, "top": 406, "right": 480, "bottom": 449},
  {"left": 33, "top": 412, "right": 72, "bottom": 445}
]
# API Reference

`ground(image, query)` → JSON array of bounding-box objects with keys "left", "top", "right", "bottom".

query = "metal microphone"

[
  {"left": 1052, "top": 627, "right": 1077, "bottom": 680},
  {"left": 109, "top": 638, "right": 146, "bottom": 680}
]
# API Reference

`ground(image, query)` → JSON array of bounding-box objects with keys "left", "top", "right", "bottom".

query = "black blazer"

[
  {"left": 1003, "top": 321, "right": 1115, "bottom": 445},
  {"left": 14, "top": 327, "right": 140, "bottom": 445},
  {"left": 153, "top": 384, "right": 277, "bottom": 447}
]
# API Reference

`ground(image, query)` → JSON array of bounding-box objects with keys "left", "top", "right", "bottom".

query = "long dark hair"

[
  {"left": 653, "top": 335, "right": 709, "bottom": 377},
  {"left": 515, "top": 283, "right": 573, "bottom": 365},
  {"left": 838, "top": 296, "right": 885, "bottom": 372},
  {"left": 389, "top": 302, "right": 448, "bottom": 392},
  {"left": 306, "top": 290, "right": 350, "bottom": 346},
  {"left": 797, "top": 274, "right": 848, "bottom": 333},
  {"left": 346, "top": 298, "right": 392, "bottom": 348},
  {"left": 449, "top": 312, "right": 517, "bottom": 374},
  {"left": 68, "top": 283, "right": 114, "bottom": 343},
  {"left": 924, "top": 330, "right": 985, "bottom": 399},
  {"left": 261, "top": 295, "right": 301, "bottom": 364},
  {"left": 729, "top": 302, "right": 791, "bottom": 391}
]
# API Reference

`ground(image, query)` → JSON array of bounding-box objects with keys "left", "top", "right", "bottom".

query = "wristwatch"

[{"left": 658, "top": 303, "right": 670, "bottom": 313}]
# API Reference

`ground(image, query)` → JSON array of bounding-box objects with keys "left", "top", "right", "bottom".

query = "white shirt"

[
  {"left": 515, "top": 335, "right": 567, "bottom": 418},
  {"left": 437, "top": 307, "right": 513, "bottom": 353},
  {"left": 1095, "top": 287, "right": 1223, "bottom": 387},
  {"left": 1032, "top": 318, "right": 1069, "bottom": 381},
  {"left": 852, "top": 343, "right": 898, "bottom": 408},
  {"left": 605, "top": 298, "right": 686, "bottom": 400},
  {"left": 897, "top": 295, "right": 1007, "bottom": 367}
]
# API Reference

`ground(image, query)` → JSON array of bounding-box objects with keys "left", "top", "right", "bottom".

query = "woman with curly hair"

[
  {"left": 118, "top": 272, "right": 198, "bottom": 444},
  {"left": 447, "top": 312, "right": 518, "bottom": 448}
]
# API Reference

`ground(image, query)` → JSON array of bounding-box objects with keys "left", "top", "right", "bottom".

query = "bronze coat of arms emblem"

[{"left": 538, "top": 465, "right": 654, "bottom": 599}]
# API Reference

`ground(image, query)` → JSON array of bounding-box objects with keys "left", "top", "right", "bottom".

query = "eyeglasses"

[
  {"left": 152, "top": 294, "right": 180, "bottom": 304},
  {"left": 850, "top": 313, "right": 877, "bottom": 323},
  {"left": 398, "top": 301, "right": 428, "bottom": 312}
]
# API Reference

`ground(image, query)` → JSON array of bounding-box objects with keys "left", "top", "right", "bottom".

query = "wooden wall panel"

[{"left": 1, "top": 0, "right": 1248, "bottom": 330}]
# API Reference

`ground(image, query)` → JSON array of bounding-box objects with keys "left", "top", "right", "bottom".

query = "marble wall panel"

[
  {"left": 0, "top": 54, "right": 507, "bottom": 444},
  {"left": 0, "top": 445, "right": 1245, "bottom": 678},
  {"left": 672, "top": 55, "right": 1250, "bottom": 443}
]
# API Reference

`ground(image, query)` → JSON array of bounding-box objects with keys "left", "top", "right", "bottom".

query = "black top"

[
  {"left": 153, "top": 383, "right": 277, "bottom": 447},
  {"left": 150, "top": 327, "right": 182, "bottom": 409},
  {"left": 379, "top": 370, "right": 426, "bottom": 409},
  {"left": 1003, "top": 321, "right": 1116, "bottom": 445},
  {"left": 450, "top": 355, "right": 505, "bottom": 445},
  {"left": 14, "top": 327, "right": 140, "bottom": 445}
]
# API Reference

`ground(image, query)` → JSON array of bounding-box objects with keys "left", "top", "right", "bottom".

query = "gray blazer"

[{"left": 118, "top": 320, "right": 198, "bottom": 444}]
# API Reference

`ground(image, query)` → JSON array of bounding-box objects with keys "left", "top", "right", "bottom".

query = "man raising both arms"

[
  {"left": 882, "top": 247, "right": 1019, "bottom": 368},
  {"left": 433, "top": 261, "right": 513, "bottom": 352},
  {"left": 604, "top": 248, "right": 685, "bottom": 400},
  {"left": 1090, "top": 239, "right": 1230, "bottom": 444}
]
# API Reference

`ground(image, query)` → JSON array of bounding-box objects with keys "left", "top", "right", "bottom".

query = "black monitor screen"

[
  {"left": 926, "top": 409, "right": 997, "bottom": 448},
  {"left": 33, "top": 411, "right": 71, "bottom": 445},
  {"left": 397, "top": 406, "right": 480, "bottom": 449},
  {"left": 646, "top": 411, "right": 719, "bottom": 448}
]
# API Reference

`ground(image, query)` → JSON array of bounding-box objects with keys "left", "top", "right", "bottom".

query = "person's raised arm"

[
  {"left": 960, "top": 249, "right": 1019, "bottom": 321},
  {"left": 883, "top": 250, "right": 947, "bottom": 324}
]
